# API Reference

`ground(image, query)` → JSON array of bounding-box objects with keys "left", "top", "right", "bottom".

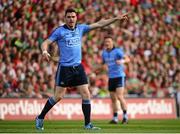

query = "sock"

[
  {"left": 123, "top": 110, "right": 128, "bottom": 119},
  {"left": 113, "top": 112, "right": 118, "bottom": 121},
  {"left": 38, "top": 97, "right": 56, "bottom": 119},
  {"left": 82, "top": 99, "right": 91, "bottom": 126}
]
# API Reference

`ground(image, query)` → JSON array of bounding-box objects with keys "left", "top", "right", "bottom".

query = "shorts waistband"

[{"left": 61, "top": 64, "right": 81, "bottom": 69}]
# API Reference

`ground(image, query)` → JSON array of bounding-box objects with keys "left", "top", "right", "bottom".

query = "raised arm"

[{"left": 89, "top": 12, "right": 129, "bottom": 30}]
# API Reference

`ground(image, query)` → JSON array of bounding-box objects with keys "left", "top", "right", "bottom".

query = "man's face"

[
  {"left": 65, "top": 12, "right": 77, "bottom": 29},
  {"left": 104, "top": 38, "right": 113, "bottom": 51}
]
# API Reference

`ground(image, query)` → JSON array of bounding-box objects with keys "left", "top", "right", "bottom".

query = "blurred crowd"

[{"left": 0, "top": 0, "right": 179, "bottom": 98}]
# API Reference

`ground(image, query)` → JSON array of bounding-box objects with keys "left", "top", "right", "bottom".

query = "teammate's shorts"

[
  {"left": 55, "top": 64, "right": 88, "bottom": 87},
  {"left": 108, "top": 76, "right": 126, "bottom": 92}
]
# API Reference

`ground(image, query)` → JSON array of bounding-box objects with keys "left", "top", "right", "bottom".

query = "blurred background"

[{"left": 0, "top": 0, "right": 179, "bottom": 111}]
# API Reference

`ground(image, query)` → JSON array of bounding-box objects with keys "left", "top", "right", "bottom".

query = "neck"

[
  {"left": 107, "top": 46, "right": 114, "bottom": 51},
  {"left": 67, "top": 24, "right": 75, "bottom": 30}
]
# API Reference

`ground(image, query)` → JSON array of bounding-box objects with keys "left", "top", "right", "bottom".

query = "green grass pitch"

[{"left": 0, "top": 119, "right": 180, "bottom": 133}]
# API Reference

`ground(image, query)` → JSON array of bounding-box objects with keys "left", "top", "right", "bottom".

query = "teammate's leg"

[
  {"left": 109, "top": 92, "right": 119, "bottom": 123},
  {"left": 108, "top": 78, "right": 119, "bottom": 124},
  {"left": 116, "top": 87, "right": 128, "bottom": 123}
]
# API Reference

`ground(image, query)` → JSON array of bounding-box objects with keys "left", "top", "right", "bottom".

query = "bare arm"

[
  {"left": 41, "top": 39, "right": 53, "bottom": 61},
  {"left": 95, "top": 62, "right": 108, "bottom": 74},
  {"left": 50, "top": 56, "right": 59, "bottom": 63},
  {"left": 89, "top": 12, "right": 129, "bottom": 30},
  {"left": 41, "top": 39, "right": 53, "bottom": 51}
]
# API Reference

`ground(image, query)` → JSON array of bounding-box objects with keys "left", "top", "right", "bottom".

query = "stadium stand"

[{"left": 0, "top": 0, "right": 179, "bottom": 98}]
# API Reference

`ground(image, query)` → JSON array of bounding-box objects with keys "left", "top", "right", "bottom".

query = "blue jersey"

[
  {"left": 48, "top": 24, "right": 90, "bottom": 66},
  {"left": 102, "top": 47, "right": 125, "bottom": 78}
]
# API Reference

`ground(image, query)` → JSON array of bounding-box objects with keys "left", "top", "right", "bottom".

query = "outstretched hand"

[{"left": 118, "top": 12, "right": 130, "bottom": 21}]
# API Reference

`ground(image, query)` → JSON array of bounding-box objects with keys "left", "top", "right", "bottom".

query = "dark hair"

[
  {"left": 104, "top": 35, "right": 113, "bottom": 40},
  {"left": 65, "top": 8, "right": 77, "bottom": 16}
]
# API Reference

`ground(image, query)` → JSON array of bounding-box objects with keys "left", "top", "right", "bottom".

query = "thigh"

[
  {"left": 116, "top": 87, "right": 125, "bottom": 96},
  {"left": 116, "top": 77, "right": 126, "bottom": 97}
]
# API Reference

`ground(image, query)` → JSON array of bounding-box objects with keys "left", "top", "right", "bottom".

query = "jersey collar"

[
  {"left": 63, "top": 24, "right": 77, "bottom": 31},
  {"left": 107, "top": 46, "right": 115, "bottom": 52}
]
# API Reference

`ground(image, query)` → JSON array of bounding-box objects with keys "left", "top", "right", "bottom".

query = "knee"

[
  {"left": 54, "top": 88, "right": 66, "bottom": 101},
  {"left": 82, "top": 93, "right": 90, "bottom": 100},
  {"left": 54, "top": 95, "right": 63, "bottom": 102},
  {"left": 111, "top": 96, "right": 117, "bottom": 103},
  {"left": 81, "top": 91, "right": 90, "bottom": 99},
  {"left": 56, "top": 97, "right": 62, "bottom": 102},
  {"left": 117, "top": 95, "right": 124, "bottom": 102}
]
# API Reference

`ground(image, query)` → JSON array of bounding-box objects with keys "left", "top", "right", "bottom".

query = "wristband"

[
  {"left": 42, "top": 50, "right": 48, "bottom": 54},
  {"left": 42, "top": 50, "right": 50, "bottom": 56}
]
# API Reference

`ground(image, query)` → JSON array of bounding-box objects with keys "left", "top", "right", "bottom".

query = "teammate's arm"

[
  {"left": 95, "top": 53, "right": 108, "bottom": 73},
  {"left": 41, "top": 39, "right": 53, "bottom": 61},
  {"left": 116, "top": 56, "right": 130, "bottom": 65},
  {"left": 89, "top": 12, "right": 129, "bottom": 30}
]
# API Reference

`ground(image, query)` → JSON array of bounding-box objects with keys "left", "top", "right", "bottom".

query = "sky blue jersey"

[
  {"left": 48, "top": 24, "right": 90, "bottom": 66},
  {"left": 102, "top": 47, "right": 125, "bottom": 78}
]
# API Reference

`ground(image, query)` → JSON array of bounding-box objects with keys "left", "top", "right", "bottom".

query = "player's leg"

[
  {"left": 38, "top": 86, "right": 66, "bottom": 119},
  {"left": 75, "top": 64, "right": 100, "bottom": 130},
  {"left": 77, "top": 84, "right": 91, "bottom": 125},
  {"left": 77, "top": 84, "right": 101, "bottom": 130},
  {"left": 116, "top": 86, "right": 128, "bottom": 124},
  {"left": 36, "top": 64, "right": 67, "bottom": 130},
  {"left": 35, "top": 86, "right": 66, "bottom": 130},
  {"left": 109, "top": 92, "right": 119, "bottom": 124},
  {"left": 108, "top": 78, "right": 119, "bottom": 124}
]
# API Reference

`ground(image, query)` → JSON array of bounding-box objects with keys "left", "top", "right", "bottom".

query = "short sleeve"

[
  {"left": 48, "top": 28, "right": 60, "bottom": 42},
  {"left": 79, "top": 24, "right": 90, "bottom": 35},
  {"left": 116, "top": 48, "right": 124, "bottom": 59},
  {"left": 102, "top": 51, "right": 105, "bottom": 64}
]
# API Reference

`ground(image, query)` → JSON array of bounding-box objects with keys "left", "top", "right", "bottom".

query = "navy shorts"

[
  {"left": 108, "top": 77, "right": 126, "bottom": 92},
  {"left": 55, "top": 64, "right": 88, "bottom": 87}
]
